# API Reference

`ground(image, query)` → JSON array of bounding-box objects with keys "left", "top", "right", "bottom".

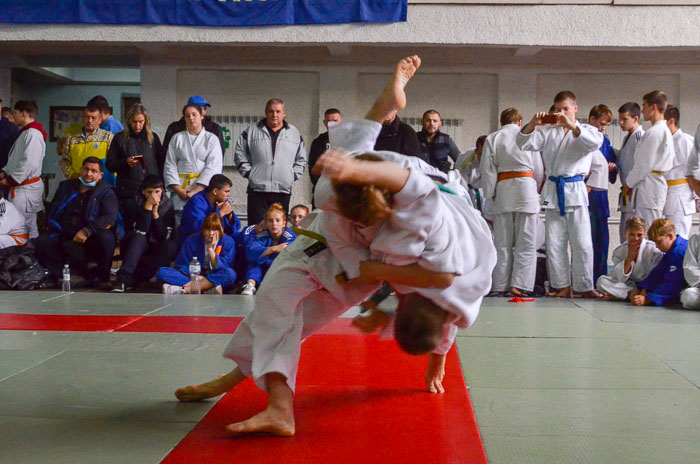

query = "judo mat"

[{"left": 1, "top": 313, "right": 487, "bottom": 464}]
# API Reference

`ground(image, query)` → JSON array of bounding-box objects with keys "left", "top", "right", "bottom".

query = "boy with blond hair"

[{"left": 629, "top": 218, "right": 688, "bottom": 306}]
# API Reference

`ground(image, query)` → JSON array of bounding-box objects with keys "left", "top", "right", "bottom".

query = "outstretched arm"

[
  {"left": 313, "top": 149, "right": 410, "bottom": 194},
  {"left": 359, "top": 260, "right": 455, "bottom": 289}
]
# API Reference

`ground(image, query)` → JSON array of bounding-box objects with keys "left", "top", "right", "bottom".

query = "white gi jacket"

[
  {"left": 607, "top": 239, "right": 663, "bottom": 286},
  {"left": 626, "top": 120, "right": 674, "bottom": 211},
  {"left": 617, "top": 126, "right": 645, "bottom": 212},
  {"left": 480, "top": 124, "right": 540, "bottom": 214},
  {"left": 516, "top": 122, "right": 603, "bottom": 212},
  {"left": 664, "top": 129, "right": 696, "bottom": 216},
  {"left": 4, "top": 127, "right": 45, "bottom": 214},
  {"left": 683, "top": 234, "right": 700, "bottom": 287},
  {"left": 587, "top": 150, "right": 609, "bottom": 191},
  {"left": 0, "top": 198, "right": 28, "bottom": 248},
  {"left": 688, "top": 125, "right": 700, "bottom": 179},
  {"left": 163, "top": 129, "right": 223, "bottom": 210}
]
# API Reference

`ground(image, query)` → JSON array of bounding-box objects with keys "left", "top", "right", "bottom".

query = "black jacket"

[
  {"left": 161, "top": 116, "right": 225, "bottom": 160},
  {"left": 0, "top": 116, "right": 20, "bottom": 171},
  {"left": 46, "top": 179, "right": 118, "bottom": 239},
  {"left": 374, "top": 116, "right": 425, "bottom": 161},
  {"left": 308, "top": 131, "right": 330, "bottom": 186},
  {"left": 417, "top": 130, "right": 461, "bottom": 173},
  {"left": 105, "top": 129, "right": 163, "bottom": 200},
  {"left": 123, "top": 192, "right": 175, "bottom": 245}
]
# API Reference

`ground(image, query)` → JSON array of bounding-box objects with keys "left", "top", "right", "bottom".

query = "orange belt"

[
  {"left": 667, "top": 178, "right": 689, "bottom": 186},
  {"left": 9, "top": 176, "right": 42, "bottom": 199},
  {"left": 651, "top": 170, "right": 664, "bottom": 175},
  {"left": 10, "top": 233, "right": 28, "bottom": 246},
  {"left": 497, "top": 171, "right": 534, "bottom": 182}
]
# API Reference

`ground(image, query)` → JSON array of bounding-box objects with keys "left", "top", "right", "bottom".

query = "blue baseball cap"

[{"left": 187, "top": 95, "right": 211, "bottom": 108}]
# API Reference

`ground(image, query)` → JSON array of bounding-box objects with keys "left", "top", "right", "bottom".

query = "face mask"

[{"left": 79, "top": 177, "right": 97, "bottom": 188}]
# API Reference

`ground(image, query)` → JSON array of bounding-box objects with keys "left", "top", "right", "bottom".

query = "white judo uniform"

[
  {"left": 626, "top": 120, "right": 674, "bottom": 231},
  {"left": 456, "top": 149, "right": 493, "bottom": 222},
  {"left": 481, "top": 124, "right": 540, "bottom": 292},
  {"left": 223, "top": 119, "right": 496, "bottom": 392},
  {"left": 681, "top": 234, "right": 700, "bottom": 309},
  {"left": 617, "top": 126, "right": 644, "bottom": 241},
  {"left": 517, "top": 122, "right": 603, "bottom": 292},
  {"left": 596, "top": 239, "right": 663, "bottom": 299},
  {"left": 0, "top": 198, "right": 29, "bottom": 249},
  {"left": 4, "top": 126, "right": 45, "bottom": 238},
  {"left": 664, "top": 129, "right": 696, "bottom": 238},
  {"left": 587, "top": 150, "right": 609, "bottom": 192},
  {"left": 163, "top": 129, "right": 223, "bottom": 211}
]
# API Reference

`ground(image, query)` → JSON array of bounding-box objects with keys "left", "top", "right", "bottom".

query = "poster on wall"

[
  {"left": 49, "top": 106, "right": 85, "bottom": 142},
  {"left": 0, "top": 0, "right": 407, "bottom": 27}
]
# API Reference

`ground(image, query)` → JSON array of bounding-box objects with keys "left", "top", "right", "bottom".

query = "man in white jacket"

[
  {"left": 624, "top": 91, "right": 674, "bottom": 231},
  {"left": 662, "top": 105, "right": 696, "bottom": 239},
  {"left": 517, "top": 91, "right": 603, "bottom": 298},
  {"left": 481, "top": 108, "right": 539, "bottom": 296},
  {"left": 0, "top": 100, "right": 46, "bottom": 239}
]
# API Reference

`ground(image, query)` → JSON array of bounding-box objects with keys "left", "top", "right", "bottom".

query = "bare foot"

[
  {"left": 365, "top": 55, "right": 421, "bottom": 123},
  {"left": 604, "top": 292, "right": 623, "bottom": 301},
  {"left": 576, "top": 290, "right": 604, "bottom": 299},
  {"left": 226, "top": 408, "right": 295, "bottom": 437},
  {"left": 175, "top": 369, "right": 245, "bottom": 402},
  {"left": 425, "top": 353, "right": 446, "bottom": 394},
  {"left": 547, "top": 287, "right": 573, "bottom": 298}
]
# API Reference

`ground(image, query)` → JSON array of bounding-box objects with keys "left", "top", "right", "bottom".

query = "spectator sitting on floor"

[
  {"left": 112, "top": 175, "right": 178, "bottom": 293},
  {"left": 0, "top": 196, "right": 29, "bottom": 249},
  {"left": 288, "top": 204, "right": 309, "bottom": 229},
  {"left": 157, "top": 213, "right": 237, "bottom": 295},
  {"left": 240, "top": 203, "right": 297, "bottom": 295},
  {"left": 35, "top": 156, "right": 118, "bottom": 288},
  {"left": 177, "top": 174, "right": 241, "bottom": 249}
]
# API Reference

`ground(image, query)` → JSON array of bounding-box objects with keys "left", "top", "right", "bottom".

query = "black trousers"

[
  {"left": 118, "top": 233, "right": 178, "bottom": 283},
  {"left": 36, "top": 229, "right": 117, "bottom": 282},
  {"left": 246, "top": 191, "right": 291, "bottom": 226}
]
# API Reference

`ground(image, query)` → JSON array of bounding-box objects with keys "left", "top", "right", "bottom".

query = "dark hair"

[
  {"left": 333, "top": 154, "right": 394, "bottom": 226},
  {"left": 643, "top": 90, "right": 668, "bottom": 113},
  {"left": 87, "top": 95, "right": 110, "bottom": 115},
  {"left": 618, "top": 102, "right": 641, "bottom": 119},
  {"left": 394, "top": 294, "right": 446, "bottom": 355},
  {"left": 589, "top": 104, "right": 613, "bottom": 121},
  {"left": 82, "top": 156, "right": 104, "bottom": 172},
  {"left": 265, "top": 98, "right": 284, "bottom": 112},
  {"left": 554, "top": 91, "right": 576, "bottom": 103},
  {"left": 324, "top": 108, "right": 341, "bottom": 117},
  {"left": 206, "top": 174, "right": 232, "bottom": 193},
  {"left": 290, "top": 204, "right": 309, "bottom": 214},
  {"left": 664, "top": 105, "right": 680, "bottom": 125},
  {"left": 500, "top": 107, "right": 522, "bottom": 126},
  {"left": 140, "top": 174, "right": 164, "bottom": 192},
  {"left": 475, "top": 135, "right": 487, "bottom": 149},
  {"left": 1, "top": 107, "right": 12, "bottom": 118},
  {"left": 13, "top": 100, "right": 39, "bottom": 118},
  {"left": 182, "top": 104, "right": 203, "bottom": 117},
  {"left": 422, "top": 109, "right": 441, "bottom": 120}
]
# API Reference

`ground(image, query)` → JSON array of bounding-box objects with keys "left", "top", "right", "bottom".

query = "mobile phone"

[
  {"left": 541, "top": 114, "right": 558, "bottom": 124},
  {"left": 133, "top": 155, "right": 143, "bottom": 159}
]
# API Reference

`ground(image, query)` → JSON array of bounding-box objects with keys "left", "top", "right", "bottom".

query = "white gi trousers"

[
  {"left": 545, "top": 207, "right": 594, "bottom": 292},
  {"left": 680, "top": 287, "right": 700, "bottom": 310},
  {"left": 665, "top": 211, "right": 692, "bottom": 239},
  {"left": 223, "top": 244, "right": 377, "bottom": 393},
  {"left": 636, "top": 208, "right": 663, "bottom": 234},
  {"left": 10, "top": 187, "right": 42, "bottom": 239},
  {"left": 596, "top": 276, "right": 634, "bottom": 300},
  {"left": 0, "top": 236, "right": 19, "bottom": 249},
  {"left": 492, "top": 212, "right": 537, "bottom": 292}
]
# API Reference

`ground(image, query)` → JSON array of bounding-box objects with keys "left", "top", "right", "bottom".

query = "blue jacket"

[
  {"left": 638, "top": 236, "right": 688, "bottom": 306},
  {"left": 176, "top": 233, "right": 236, "bottom": 277},
  {"left": 588, "top": 135, "right": 618, "bottom": 218},
  {"left": 177, "top": 190, "right": 241, "bottom": 248},
  {"left": 245, "top": 227, "right": 296, "bottom": 283},
  {"left": 100, "top": 116, "right": 125, "bottom": 135},
  {"left": 46, "top": 178, "right": 119, "bottom": 239}
]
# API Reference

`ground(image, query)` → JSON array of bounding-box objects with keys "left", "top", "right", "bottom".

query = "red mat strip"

[{"left": 162, "top": 336, "right": 488, "bottom": 464}]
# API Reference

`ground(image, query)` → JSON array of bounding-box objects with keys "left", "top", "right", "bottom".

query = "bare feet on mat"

[
  {"left": 425, "top": 353, "right": 446, "bottom": 394},
  {"left": 226, "top": 408, "right": 295, "bottom": 437},
  {"left": 175, "top": 371, "right": 240, "bottom": 402},
  {"left": 576, "top": 289, "right": 604, "bottom": 299},
  {"left": 365, "top": 55, "right": 421, "bottom": 123},
  {"left": 547, "top": 286, "right": 573, "bottom": 298}
]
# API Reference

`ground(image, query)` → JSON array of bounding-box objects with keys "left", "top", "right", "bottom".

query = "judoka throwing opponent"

[{"left": 175, "top": 56, "right": 495, "bottom": 437}]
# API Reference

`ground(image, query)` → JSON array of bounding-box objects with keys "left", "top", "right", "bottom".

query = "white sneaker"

[
  {"left": 162, "top": 283, "right": 184, "bottom": 294},
  {"left": 241, "top": 282, "right": 256, "bottom": 295}
]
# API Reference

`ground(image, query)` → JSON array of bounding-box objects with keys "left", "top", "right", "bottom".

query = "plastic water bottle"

[
  {"left": 189, "top": 257, "right": 201, "bottom": 295},
  {"left": 62, "top": 264, "right": 71, "bottom": 292}
]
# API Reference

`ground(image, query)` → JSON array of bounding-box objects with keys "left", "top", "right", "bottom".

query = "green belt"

[{"left": 291, "top": 227, "right": 328, "bottom": 246}]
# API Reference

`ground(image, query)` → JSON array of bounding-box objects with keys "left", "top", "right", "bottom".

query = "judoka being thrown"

[{"left": 175, "top": 56, "right": 496, "bottom": 437}]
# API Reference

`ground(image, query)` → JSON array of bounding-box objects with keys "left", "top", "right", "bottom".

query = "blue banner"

[{"left": 0, "top": 0, "right": 407, "bottom": 27}]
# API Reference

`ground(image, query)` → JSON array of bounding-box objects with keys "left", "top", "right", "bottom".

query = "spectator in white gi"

[
  {"left": 0, "top": 197, "right": 29, "bottom": 249},
  {"left": 662, "top": 105, "right": 695, "bottom": 239},
  {"left": 616, "top": 102, "right": 645, "bottom": 242}
]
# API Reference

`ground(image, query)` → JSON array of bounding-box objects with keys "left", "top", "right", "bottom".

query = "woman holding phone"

[{"left": 106, "top": 104, "right": 164, "bottom": 221}]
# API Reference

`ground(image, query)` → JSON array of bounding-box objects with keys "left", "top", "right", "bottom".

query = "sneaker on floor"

[
  {"left": 162, "top": 283, "right": 184, "bottom": 294},
  {"left": 240, "top": 282, "right": 256, "bottom": 295},
  {"left": 111, "top": 276, "right": 132, "bottom": 293},
  {"left": 205, "top": 285, "right": 223, "bottom": 295}
]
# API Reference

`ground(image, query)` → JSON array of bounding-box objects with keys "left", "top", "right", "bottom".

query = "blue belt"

[{"left": 548, "top": 175, "right": 584, "bottom": 216}]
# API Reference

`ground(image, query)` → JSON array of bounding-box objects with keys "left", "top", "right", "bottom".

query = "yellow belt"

[
  {"left": 667, "top": 178, "right": 689, "bottom": 186},
  {"left": 179, "top": 173, "right": 200, "bottom": 189},
  {"left": 291, "top": 227, "right": 328, "bottom": 246},
  {"left": 651, "top": 170, "right": 664, "bottom": 175}
]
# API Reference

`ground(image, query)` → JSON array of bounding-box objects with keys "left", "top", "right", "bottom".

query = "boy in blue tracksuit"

[
  {"left": 587, "top": 105, "right": 617, "bottom": 283},
  {"left": 630, "top": 218, "right": 688, "bottom": 306},
  {"left": 240, "top": 204, "right": 296, "bottom": 295},
  {"left": 177, "top": 174, "right": 241, "bottom": 249}
]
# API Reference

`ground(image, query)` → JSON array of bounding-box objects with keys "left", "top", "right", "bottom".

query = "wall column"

[
  {"left": 497, "top": 68, "right": 538, "bottom": 120},
  {"left": 139, "top": 61, "right": 178, "bottom": 138}
]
